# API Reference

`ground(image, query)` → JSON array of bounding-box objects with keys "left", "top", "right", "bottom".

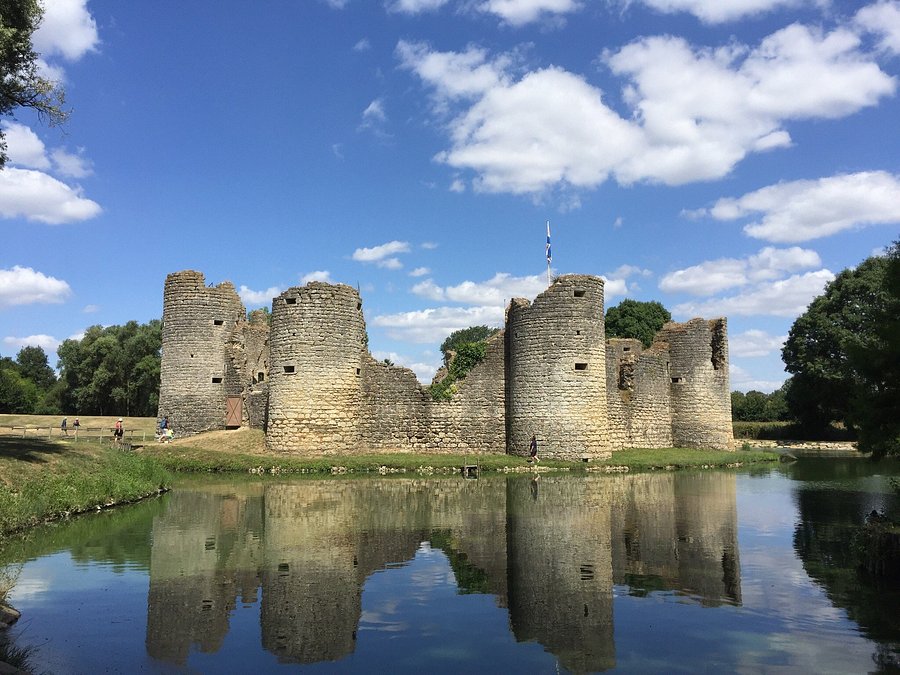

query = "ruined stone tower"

[
  {"left": 506, "top": 275, "right": 610, "bottom": 460},
  {"left": 159, "top": 271, "right": 247, "bottom": 434},
  {"left": 266, "top": 283, "right": 367, "bottom": 453},
  {"left": 660, "top": 318, "right": 734, "bottom": 450}
]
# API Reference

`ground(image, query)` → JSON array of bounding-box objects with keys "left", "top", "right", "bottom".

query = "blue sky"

[{"left": 2, "top": 0, "right": 899, "bottom": 391}]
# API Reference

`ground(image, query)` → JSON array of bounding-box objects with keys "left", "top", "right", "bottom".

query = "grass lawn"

[{"left": 141, "top": 426, "right": 779, "bottom": 474}]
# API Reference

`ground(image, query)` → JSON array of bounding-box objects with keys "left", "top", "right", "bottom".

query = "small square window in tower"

[
  {"left": 213, "top": 319, "right": 224, "bottom": 326},
  {"left": 257, "top": 372, "right": 265, "bottom": 382},
  {"left": 285, "top": 297, "right": 297, "bottom": 305},
  {"left": 283, "top": 365, "right": 295, "bottom": 374},
  {"left": 573, "top": 289, "right": 586, "bottom": 298},
  {"left": 574, "top": 362, "right": 588, "bottom": 371},
  {"left": 211, "top": 377, "right": 223, "bottom": 383}
]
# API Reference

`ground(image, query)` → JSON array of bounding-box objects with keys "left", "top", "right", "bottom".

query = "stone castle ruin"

[{"left": 159, "top": 270, "right": 733, "bottom": 458}]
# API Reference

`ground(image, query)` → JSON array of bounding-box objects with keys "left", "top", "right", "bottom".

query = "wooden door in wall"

[{"left": 225, "top": 396, "right": 242, "bottom": 428}]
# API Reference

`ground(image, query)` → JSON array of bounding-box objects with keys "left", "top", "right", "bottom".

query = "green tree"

[
  {"left": 56, "top": 320, "right": 162, "bottom": 416},
  {"left": 0, "top": 366, "right": 38, "bottom": 412},
  {"left": 15, "top": 345, "right": 55, "bottom": 390},
  {"left": 782, "top": 255, "right": 890, "bottom": 431},
  {"left": 440, "top": 325, "right": 499, "bottom": 361},
  {"left": 605, "top": 299, "right": 672, "bottom": 348},
  {"left": 0, "top": 0, "right": 69, "bottom": 166},
  {"left": 846, "top": 242, "right": 900, "bottom": 457}
]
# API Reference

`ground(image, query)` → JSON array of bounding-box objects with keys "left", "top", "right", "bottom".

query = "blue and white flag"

[{"left": 546, "top": 221, "right": 552, "bottom": 265}]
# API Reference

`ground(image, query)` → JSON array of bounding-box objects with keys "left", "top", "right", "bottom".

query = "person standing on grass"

[
  {"left": 114, "top": 417, "right": 123, "bottom": 444},
  {"left": 73, "top": 418, "right": 80, "bottom": 437},
  {"left": 61, "top": 417, "right": 68, "bottom": 436},
  {"left": 529, "top": 434, "right": 539, "bottom": 463}
]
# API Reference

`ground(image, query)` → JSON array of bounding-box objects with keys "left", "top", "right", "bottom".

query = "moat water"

[{"left": 2, "top": 459, "right": 899, "bottom": 673}]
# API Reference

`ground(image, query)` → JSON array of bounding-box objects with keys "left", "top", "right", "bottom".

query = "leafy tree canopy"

[
  {"left": 605, "top": 299, "right": 671, "bottom": 348},
  {"left": 0, "top": 0, "right": 69, "bottom": 166},
  {"left": 440, "top": 325, "right": 499, "bottom": 360},
  {"left": 15, "top": 345, "right": 55, "bottom": 390},
  {"left": 782, "top": 254, "right": 889, "bottom": 430},
  {"left": 57, "top": 320, "right": 162, "bottom": 417}
]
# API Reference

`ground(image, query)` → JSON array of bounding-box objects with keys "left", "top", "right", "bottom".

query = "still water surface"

[{"left": 3, "top": 459, "right": 899, "bottom": 673}]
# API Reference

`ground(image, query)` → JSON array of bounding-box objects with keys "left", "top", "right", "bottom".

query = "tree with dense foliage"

[
  {"left": 731, "top": 384, "right": 790, "bottom": 422},
  {"left": 15, "top": 345, "right": 55, "bottom": 390},
  {"left": 440, "top": 325, "right": 499, "bottom": 361},
  {"left": 845, "top": 242, "right": 900, "bottom": 457},
  {"left": 782, "top": 254, "right": 890, "bottom": 432},
  {"left": 0, "top": 0, "right": 69, "bottom": 166},
  {"left": 56, "top": 320, "right": 162, "bottom": 416},
  {"left": 605, "top": 299, "right": 671, "bottom": 347}
]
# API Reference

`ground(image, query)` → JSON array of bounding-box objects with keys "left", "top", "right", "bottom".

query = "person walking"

[
  {"left": 529, "top": 434, "right": 539, "bottom": 463},
  {"left": 73, "top": 418, "right": 80, "bottom": 438},
  {"left": 60, "top": 417, "right": 68, "bottom": 436},
  {"left": 114, "top": 418, "right": 124, "bottom": 445}
]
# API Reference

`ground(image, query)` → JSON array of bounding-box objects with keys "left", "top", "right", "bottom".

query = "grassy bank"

[
  {"left": 0, "top": 435, "right": 171, "bottom": 536},
  {"left": 140, "top": 428, "right": 778, "bottom": 475}
]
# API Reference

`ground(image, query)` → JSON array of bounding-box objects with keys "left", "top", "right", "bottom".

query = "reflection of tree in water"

[{"left": 791, "top": 462, "right": 900, "bottom": 669}]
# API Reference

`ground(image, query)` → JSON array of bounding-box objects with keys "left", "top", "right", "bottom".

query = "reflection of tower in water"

[
  {"left": 506, "top": 475, "right": 616, "bottom": 672},
  {"left": 146, "top": 488, "right": 265, "bottom": 664},
  {"left": 609, "top": 472, "right": 741, "bottom": 605}
]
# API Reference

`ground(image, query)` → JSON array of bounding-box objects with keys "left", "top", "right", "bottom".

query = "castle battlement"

[{"left": 158, "top": 271, "right": 733, "bottom": 455}]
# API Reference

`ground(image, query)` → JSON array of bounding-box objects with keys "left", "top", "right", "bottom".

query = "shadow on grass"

[{"left": 0, "top": 436, "right": 69, "bottom": 463}]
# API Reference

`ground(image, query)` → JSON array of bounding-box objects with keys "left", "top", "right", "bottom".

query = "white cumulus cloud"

[
  {"left": 856, "top": 1, "right": 900, "bottom": 55},
  {"left": 0, "top": 168, "right": 101, "bottom": 224},
  {"left": 301, "top": 270, "right": 333, "bottom": 284},
  {"left": 624, "top": 0, "right": 810, "bottom": 24},
  {"left": 0, "top": 266, "right": 72, "bottom": 308},
  {"left": 672, "top": 269, "right": 834, "bottom": 318},
  {"left": 398, "top": 21, "right": 895, "bottom": 195},
  {"left": 706, "top": 171, "right": 900, "bottom": 243},
  {"left": 411, "top": 272, "right": 547, "bottom": 306},
  {"left": 2, "top": 122, "right": 51, "bottom": 169},
  {"left": 2, "top": 334, "right": 61, "bottom": 354},
  {"left": 32, "top": 0, "right": 100, "bottom": 61},
  {"left": 371, "top": 305, "right": 504, "bottom": 343},
  {"left": 730, "top": 329, "right": 787, "bottom": 357},
  {"left": 238, "top": 285, "right": 282, "bottom": 307},
  {"left": 352, "top": 240, "right": 411, "bottom": 269},
  {"left": 476, "top": 0, "right": 582, "bottom": 25},
  {"left": 660, "top": 246, "right": 821, "bottom": 295}
]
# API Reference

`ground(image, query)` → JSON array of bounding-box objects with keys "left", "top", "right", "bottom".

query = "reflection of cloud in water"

[{"left": 358, "top": 611, "right": 408, "bottom": 633}]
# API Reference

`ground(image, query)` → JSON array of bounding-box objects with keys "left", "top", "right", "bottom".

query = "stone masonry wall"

[
  {"left": 661, "top": 318, "right": 734, "bottom": 450},
  {"left": 427, "top": 331, "right": 506, "bottom": 454},
  {"left": 506, "top": 275, "right": 609, "bottom": 459},
  {"left": 159, "top": 271, "right": 246, "bottom": 435},
  {"left": 606, "top": 338, "right": 673, "bottom": 450},
  {"left": 359, "top": 356, "right": 430, "bottom": 451},
  {"left": 266, "top": 283, "right": 366, "bottom": 453}
]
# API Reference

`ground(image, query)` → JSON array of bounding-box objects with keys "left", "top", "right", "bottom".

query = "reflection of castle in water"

[{"left": 146, "top": 474, "right": 740, "bottom": 669}]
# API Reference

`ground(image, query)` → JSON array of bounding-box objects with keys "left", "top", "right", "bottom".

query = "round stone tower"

[
  {"left": 506, "top": 275, "right": 610, "bottom": 459},
  {"left": 661, "top": 318, "right": 734, "bottom": 450},
  {"left": 158, "top": 270, "right": 246, "bottom": 434},
  {"left": 266, "top": 282, "right": 367, "bottom": 453}
]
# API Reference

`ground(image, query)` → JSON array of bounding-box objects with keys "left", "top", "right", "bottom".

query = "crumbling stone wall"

[
  {"left": 359, "top": 356, "right": 430, "bottom": 451},
  {"left": 660, "top": 318, "right": 734, "bottom": 450},
  {"left": 266, "top": 283, "right": 366, "bottom": 453},
  {"left": 428, "top": 331, "right": 506, "bottom": 453},
  {"left": 606, "top": 338, "right": 674, "bottom": 449},
  {"left": 506, "top": 275, "right": 609, "bottom": 460},
  {"left": 159, "top": 271, "right": 247, "bottom": 434}
]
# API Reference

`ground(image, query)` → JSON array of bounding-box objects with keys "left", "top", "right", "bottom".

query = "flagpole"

[{"left": 546, "top": 220, "right": 552, "bottom": 287}]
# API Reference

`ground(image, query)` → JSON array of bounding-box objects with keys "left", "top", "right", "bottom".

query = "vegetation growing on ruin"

[{"left": 429, "top": 326, "right": 499, "bottom": 401}]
